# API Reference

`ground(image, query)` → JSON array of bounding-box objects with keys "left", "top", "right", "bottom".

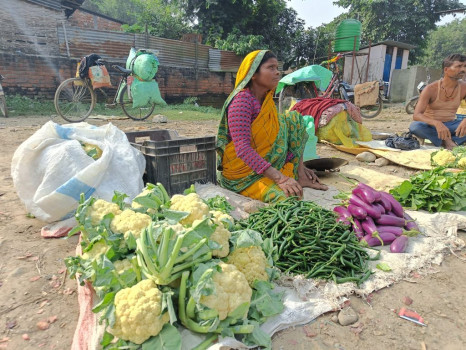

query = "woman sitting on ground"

[{"left": 217, "top": 50, "right": 328, "bottom": 203}]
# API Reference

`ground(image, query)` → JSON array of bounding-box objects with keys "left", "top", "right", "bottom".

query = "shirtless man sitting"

[{"left": 409, "top": 53, "right": 466, "bottom": 149}]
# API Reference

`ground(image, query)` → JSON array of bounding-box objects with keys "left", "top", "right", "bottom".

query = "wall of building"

[
  {"left": 0, "top": 52, "right": 235, "bottom": 103},
  {"left": 68, "top": 9, "right": 123, "bottom": 31},
  {"left": 343, "top": 45, "right": 386, "bottom": 85},
  {"left": 390, "top": 66, "right": 442, "bottom": 103},
  {"left": 0, "top": 0, "right": 64, "bottom": 56}
]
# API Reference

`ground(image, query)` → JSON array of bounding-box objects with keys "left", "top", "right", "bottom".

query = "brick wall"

[
  {"left": 0, "top": 0, "right": 64, "bottom": 55},
  {"left": 0, "top": 52, "right": 234, "bottom": 103},
  {"left": 68, "top": 9, "right": 123, "bottom": 32}
]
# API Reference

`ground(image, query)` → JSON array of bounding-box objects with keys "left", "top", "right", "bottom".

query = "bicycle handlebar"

[{"left": 320, "top": 53, "right": 344, "bottom": 66}]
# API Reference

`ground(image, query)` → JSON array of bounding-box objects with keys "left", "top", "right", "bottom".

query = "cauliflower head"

[
  {"left": 88, "top": 199, "right": 121, "bottom": 226},
  {"left": 109, "top": 279, "right": 169, "bottom": 344},
  {"left": 210, "top": 210, "right": 234, "bottom": 229},
  {"left": 113, "top": 259, "right": 133, "bottom": 275},
  {"left": 227, "top": 246, "right": 268, "bottom": 287},
  {"left": 458, "top": 157, "right": 466, "bottom": 169},
  {"left": 81, "top": 240, "right": 108, "bottom": 260},
  {"left": 110, "top": 209, "right": 152, "bottom": 240},
  {"left": 170, "top": 193, "right": 209, "bottom": 225},
  {"left": 192, "top": 218, "right": 231, "bottom": 258},
  {"left": 200, "top": 262, "right": 252, "bottom": 320},
  {"left": 432, "top": 149, "right": 456, "bottom": 166}
]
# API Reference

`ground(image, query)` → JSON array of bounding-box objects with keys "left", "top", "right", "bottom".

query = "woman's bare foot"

[
  {"left": 298, "top": 177, "right": 328, "bottom": 191},
  {"left": 298, "top": 166, "right": 328, "bottom": 191}
]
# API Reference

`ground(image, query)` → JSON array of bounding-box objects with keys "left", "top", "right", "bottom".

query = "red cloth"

[{"left": 290, "top": 97, "right": 347, "bottom": 130}]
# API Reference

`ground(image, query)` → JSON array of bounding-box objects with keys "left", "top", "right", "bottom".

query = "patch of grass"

[{"left": 5, "top": 95, "right": 221, "bottom": 120}]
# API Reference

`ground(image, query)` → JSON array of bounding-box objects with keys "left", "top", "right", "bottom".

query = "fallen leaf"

[
  {"left": 22, "top": 334, "right": 30, "bottom": 341},
  {"left": 403, "top": 296, "right": 413, "bottom": 305},
  {"left": 47, "top": 316, "right": 58, "bottom": 324},
  {"left": 0, "top": 337, "right": 9, "bottom": 343},
  {"left": 39, "top": 300, "right": 48, "bottom": 308},
  {"left": 16, "top": 253, "right": 33, "bottom": 260},
  {"left": 6, "top": 321, "right": 16, "bottom": 329},
  {"left": 37, "top": 309, "right": 44, "bottom": 314},
  {"left": 30, "top": 276, "right": 41, "bottom": 282},
  {"left": 57, "top": 268, "right": 66, "bottom": 274},
  {"left": 36, "top": 321, "right": 49, "bottom": 330}
]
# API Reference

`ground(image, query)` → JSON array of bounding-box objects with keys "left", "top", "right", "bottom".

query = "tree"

[
  {"left": 82, "top": 0, "right": 189, "bottom": 40},
  {"left": 333, "top": 0, "right": 464, "bottom": 61},
  {"left": 420, "top": 18, "right": 466, "bottom": 68}
]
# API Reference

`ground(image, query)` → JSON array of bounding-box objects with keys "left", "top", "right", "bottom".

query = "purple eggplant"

[
  {"left": 380, "top": 192, "right": 404, "bottom": 218},
  {"left": 352, "top": 218, "right": 364, "bottom": 238},
  {"left": 403, "top": 212, "right": 420, "bottom": 232},
  {"left": 378, "top": 195, "right": 392, "bottom": 213},
  {"left": 349, "top": 195, "right": 381, "bottom": 219},
  {"left": 333, "top": 206, "right": 351, "bottom": 220},
  {"left": 376, "top": 225, "right": 403, "bottom": 237},
  {"left": 376, "top": 214, "right": 406, "bottom": 227},
  {"left": 353, "top": 184, "right": 376, "bottom": 203},
  {"left": 373, "top": 202, "right": 386, "bottom": 215},
  {"left": 390, "top": 235, "right": 409, "bottom": 253},
  {"left": 378, "top": 231, "right": 397, "bottom": 245},
  {"left": 348, "top": 204, "right": 367, "bottom": 220},
  {"left": 361, "top": 216, "right": 378, "bottom": 236},
  {"left": 361, "top": 234, "right": 382, "bottom": 247}
]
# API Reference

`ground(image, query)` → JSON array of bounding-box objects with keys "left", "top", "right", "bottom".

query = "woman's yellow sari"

[{"left": 217, "top": 50, "right": 308, "bottom": 202}]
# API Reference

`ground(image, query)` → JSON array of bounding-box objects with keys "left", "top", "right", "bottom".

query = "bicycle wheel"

[
  {"left": 405, "top": 97, "right": 418, "bottom": 114},
  {"left": 0, "top": 95, "right": 7, "bottom": 118},
  {"left": 359, "top": 92, "right": 383, "bottom": 119},
  {"left": 278, "top": 83, "right": 316, "bottom": 114},
  {"left": 119, "top": 85, "right": 155, "bottom": 121},
  {"left": 54, "top": 78, "right": 96, "bottom": 122}
]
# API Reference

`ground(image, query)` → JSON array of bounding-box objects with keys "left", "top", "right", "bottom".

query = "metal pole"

[
  {"left": 365, "top": 40, "right": 371, "bottom": 83},
  {"left": 350, "top": 36, "right": 356, "bottom": 84}
]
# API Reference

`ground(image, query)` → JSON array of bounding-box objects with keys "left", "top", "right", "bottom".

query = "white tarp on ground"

[{"left": 192, "top": 184, "right": 466, "bottom": 350}]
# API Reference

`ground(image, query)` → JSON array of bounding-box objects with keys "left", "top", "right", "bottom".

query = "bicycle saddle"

[{"left": 113, "top": 65, "right": 132, "bottom": 75}]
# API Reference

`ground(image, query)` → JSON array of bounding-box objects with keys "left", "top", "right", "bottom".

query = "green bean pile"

[{"left": 238, "top": 197, "right": 373, "bottom": 285}]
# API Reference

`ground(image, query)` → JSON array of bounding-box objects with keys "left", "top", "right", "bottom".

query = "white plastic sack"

[{"left": 11, "top": 121, "right": 145, "bottom": 223}]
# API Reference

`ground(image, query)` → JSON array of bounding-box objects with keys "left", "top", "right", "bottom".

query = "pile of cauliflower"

[
  {"left": 67, "top": 186, "right": 278, "bottom": 346},
  {"left": 431, "top": 147, "right": 466, "bottom": 169}
]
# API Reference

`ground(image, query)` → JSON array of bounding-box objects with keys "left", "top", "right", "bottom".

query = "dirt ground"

[{"left": 0, "top": 105, "right": 465, "bottom": 350}]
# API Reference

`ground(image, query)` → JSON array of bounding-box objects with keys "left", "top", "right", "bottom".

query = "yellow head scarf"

[{"left": 234, "top": 50, "right": 262, "bottom": 88}]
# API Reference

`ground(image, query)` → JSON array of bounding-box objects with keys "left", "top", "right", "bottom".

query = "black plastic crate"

[
  {"left": 136, "top": 136, "right": 217, "bottom": 195},
  {"left": 125, "top": 129, "right": 180, "bottom": 144}
]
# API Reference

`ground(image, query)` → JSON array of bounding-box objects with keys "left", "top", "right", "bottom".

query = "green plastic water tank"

[{"left": 334, "top": 19, "right": 361, "bottom": 52}]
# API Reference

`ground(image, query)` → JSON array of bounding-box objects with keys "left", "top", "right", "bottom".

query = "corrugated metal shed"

[{"left": 209, "top": 49, "right": 242, "bottom": 72}]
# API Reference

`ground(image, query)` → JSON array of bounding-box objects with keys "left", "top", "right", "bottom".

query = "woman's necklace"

[{"left": 440, "top": 79, "right": 458, "bottom": 101}]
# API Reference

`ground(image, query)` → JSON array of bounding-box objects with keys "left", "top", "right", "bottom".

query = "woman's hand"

[{"left": 276, "top": 176, "right": 303, "bottom": 198}]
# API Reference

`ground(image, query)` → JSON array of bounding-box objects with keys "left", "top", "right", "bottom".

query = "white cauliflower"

[
  {"left": 432, "top": 149, "right": 456, "bottom": 166},
  {"left": 200, "top": 262, "right": 252, "bottom": 320},
  {"left": 113, "top": 259, "right": 133, "bottom": 275},
  {"left": 227, "top": 246, "right": 268, "bottom": 287},
  {"left": 131, "top": 189, "right": 153, "bottom": 210},
  {"left": 81, "top": 240, "right": 108, "bottom": 260},
  {"left": 110, "top": 209, "right": 152, "bottom": 240},
  {"left": 192, "top": 218, "right": 231, "bottom": 258},
  {"left": 88, "top": 199, "right": 121, "bottom": 226},
  {"left": 458, "top": 157, "right": 466, "bottom": 169},
  {"left": 210, "top": 210, "right": 234, "bottom": 229},
  {"left": 109, "top": 279, "right": 170, "bottom": 344},
  {"left": 170, "top": 193, "right": 209, "bottom": 225}
]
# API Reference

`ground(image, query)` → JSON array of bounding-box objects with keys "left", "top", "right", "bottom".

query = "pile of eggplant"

[{"left": 334, "top": 183, "right": 420, "bottom": 253}]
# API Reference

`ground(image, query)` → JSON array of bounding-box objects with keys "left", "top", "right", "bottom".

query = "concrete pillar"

[{"left": 401, "top": 49, "right": 409, "bottom": 69}]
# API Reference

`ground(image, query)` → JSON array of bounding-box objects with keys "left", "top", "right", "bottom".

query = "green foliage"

[
  {"left": 334, "top": 0, "right": 463, "bottom": 61},
  {"left": 215, "top": 29, "right": 265, "bottom": 56},
  {"left": 389, "top": 167, "right": 466, "bottom": 212},
  {"left": 419, "top": 18, "right": 466, "bottom": 68}
]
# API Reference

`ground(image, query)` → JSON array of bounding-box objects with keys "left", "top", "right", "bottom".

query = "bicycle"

[
  {"left": 278, "top": 53, "right": 383, "bottom": 118},
  {"left": 54, "top": 60, "right": 156, "bottom": 122},
  {"left": 0, "top": 74, "right": 8, "bottom": 118},
  {"left": 405, "top": 74, "right": 430, "bottom": 114}
]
